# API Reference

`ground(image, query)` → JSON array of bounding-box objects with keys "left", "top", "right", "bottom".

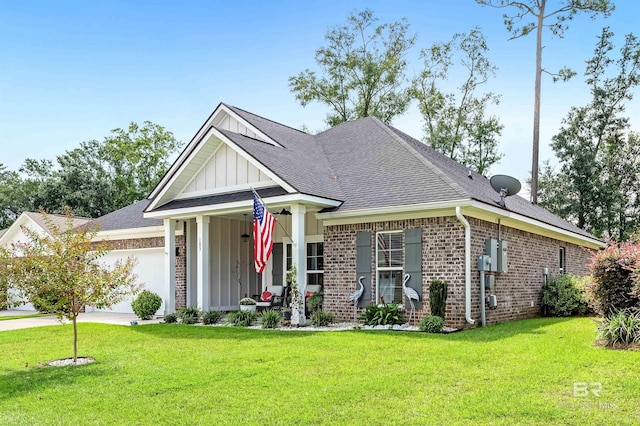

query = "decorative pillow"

[{"left": 260, "top": 291, "right": 273, "bottom": 302}]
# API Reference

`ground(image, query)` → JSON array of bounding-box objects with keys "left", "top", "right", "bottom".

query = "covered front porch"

[{"left": 154, "top": 191, "right": 331, "bottom": 314}]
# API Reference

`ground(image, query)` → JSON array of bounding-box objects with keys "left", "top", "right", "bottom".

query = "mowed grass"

[
  {"left": 0, "top": 318, "right": 638, "bottom": 425},
  {"left": 0, "top": 313, "right": 51, "bottom": 321}
]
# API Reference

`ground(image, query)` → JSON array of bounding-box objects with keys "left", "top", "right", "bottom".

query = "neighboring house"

[
  {"left": 2, "top": 103, "right": 602, "bottom": 327},
  {"left": 0, "top": 206, "right": 167, "bottom": 314},
  {"left": 0, "top": 212, "right": 91, "bottom": 310}
]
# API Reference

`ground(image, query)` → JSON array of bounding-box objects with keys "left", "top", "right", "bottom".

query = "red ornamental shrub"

[{"left": 587, "top": 236, "right": 640, "bottom": 317}]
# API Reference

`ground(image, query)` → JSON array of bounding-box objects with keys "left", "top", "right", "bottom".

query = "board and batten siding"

[
  {"left": 181, "top": 144, "right": 273, "bottom": 195},
  {"left": 193, "top": 217, "right": 260, "bottom": 310}
]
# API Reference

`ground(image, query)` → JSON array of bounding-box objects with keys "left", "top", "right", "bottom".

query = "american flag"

[{"left": 253, "top": 193, "right": 276, "bottom": 274}]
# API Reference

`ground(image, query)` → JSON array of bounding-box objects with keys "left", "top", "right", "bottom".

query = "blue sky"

[{"left": 1, "top": 0, "right": 638, "bottom": 187}]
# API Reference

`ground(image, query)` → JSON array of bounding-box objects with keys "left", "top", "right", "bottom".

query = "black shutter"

[
  {"left": 404, "top": 228, "right": 423, "bottom": 309},
  {"left": 272, "top": 243, "right": 283, "bottom": 286},
  {"left": 355, "top": 231, "right": 372, "bottom": 308}
]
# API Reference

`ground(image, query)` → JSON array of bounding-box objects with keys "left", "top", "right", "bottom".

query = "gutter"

[{"left": 456, "top": 206, "right": 475, "bottom": 325}]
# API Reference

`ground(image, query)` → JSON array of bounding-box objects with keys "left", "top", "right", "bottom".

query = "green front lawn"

[
  {"left": 0, "top": 318, "right": 638, "bottom": 425},
  {"left": 0, "top": 313, "right": 50, "bottom": 321}
]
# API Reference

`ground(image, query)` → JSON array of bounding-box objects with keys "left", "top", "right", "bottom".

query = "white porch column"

[
  {"left": 196, "top": 215, "right": 210, "bottom": 311},
  {"left": 163, "top": 219, "right": 176, "bottom": 314},
  {"left": 291, "top": 204, "right": 306, "bottom": 325}
]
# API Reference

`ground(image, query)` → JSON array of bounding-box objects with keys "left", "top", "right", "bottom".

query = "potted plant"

[
  {"left": 307, "top": 292, "right": 323, "bottom": 314},
  {"left": 282, "top": 307, "right": 292, "bottom": 321},
  {"left": 239, "top": 297, "right": 257, "bottom": 312}
]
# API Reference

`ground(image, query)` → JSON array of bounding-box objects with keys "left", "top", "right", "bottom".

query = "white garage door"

[{"left": 95, "top": 248, "right": 165, "bottom": 314}]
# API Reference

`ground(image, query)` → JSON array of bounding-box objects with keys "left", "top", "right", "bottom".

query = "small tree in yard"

[{"left": 0, "top": 209, "right": 140, "bottom": 362}]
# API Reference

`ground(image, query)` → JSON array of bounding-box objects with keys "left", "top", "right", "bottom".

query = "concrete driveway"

[{"left": 0, "top": 310, "right": 164, "bottom": 331}]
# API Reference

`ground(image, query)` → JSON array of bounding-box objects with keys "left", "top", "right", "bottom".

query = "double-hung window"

[
  {"left": 376, "top": 231, "right": 403, "bottom": 303},
  {"left": 283, "top": 241, "right": 324, "bottom": 287}
]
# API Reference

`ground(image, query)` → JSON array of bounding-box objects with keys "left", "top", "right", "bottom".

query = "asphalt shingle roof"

[
  {"left": 147, "top": 103, "right": 595, "bottom": 240},
  {"left": 25, "top": 212, "right": 91, "bottom": 233},
  {"left": 91, "top": 200, "right": 162, "bottom": 231}
]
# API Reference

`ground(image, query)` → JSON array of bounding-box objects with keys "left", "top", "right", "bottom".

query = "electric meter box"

[
  {"left": 484, "top": 239, "right": 498, "bottom": 272},
  {"left": 497, "top": 240, "right": 508, "bottom": 273}
]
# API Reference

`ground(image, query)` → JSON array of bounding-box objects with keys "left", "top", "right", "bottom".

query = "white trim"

[
  {"left": 147, "top": 126, "right": 221, "bottom": 212},
  {"left": 209, "top": 127, "right": 295, "bottom": 193},
  {"left": 467, "top": 200, "right": 603, "bottom": 248},
  {"left": 94, "top": 226, "right": 167, "bottom": 241},
  {"left": 317, "top": 198, "right": 602, "bottom": 249},
  {"left": 175, "top": 181, "right": 277, "bottom": 201},
  {"left": 148, "top": 125, "right": 297, "bottom": 213},
  {"left": 216, "top": 104, "right": 281, "bottom": 147},
  {"left": 316, "top": 199, "right": 470, "bottom": 220},
  {"left": 144, "top": 193, "right": 342, "bottom": 220},
  {"left": 149, "top": 103, "right": 279, "bottom": 200},
  {"left": 0, "top": 214, "right": 45, "bottom": 246},
  {"left": 375, "top": 230, "right": 403, "bottom": 304},
  {"left": 100, "top": 247, "right": 163, "bottom": 254}
]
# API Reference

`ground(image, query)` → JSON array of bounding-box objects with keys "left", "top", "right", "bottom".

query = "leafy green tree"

[
  {"left": 8, "top": 121, "right": 181, "bottom": 220},
  {"left": 0, "top": 209, "right": 140, "bottom": 362},
  {"left": 412, "top": 28, "right": 503, "bottom": 174},
  {"left": 101, "top": 121, "right": 181, "bottom": 208},
  {"left": 289, "top": 9, "right": 416, "bottom": 127},
  {"left": 476, "top": 0, "right": 615, "bottom": 203},
  {"left": 539, "top": 28, "right": 640, "bottom": 239},
  {"left": 0, "top": 164, "right": 24, "bottom": 229}
]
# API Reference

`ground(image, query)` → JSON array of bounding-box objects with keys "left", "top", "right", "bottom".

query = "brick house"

[
  {"left": 2, "top": 103, "right": 601, "bottom": 327},
  {"left": 139, "top": 103, "right": 600, "bottom": 328}
]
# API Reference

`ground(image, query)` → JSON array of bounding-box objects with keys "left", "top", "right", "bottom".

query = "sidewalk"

[{"left": 0, "top": 310, "right": 164, "bottom": 332}]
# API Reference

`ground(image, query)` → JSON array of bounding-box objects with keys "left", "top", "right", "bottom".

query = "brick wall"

[
  {"left": 175, "top": 222, "right": 187, "bottom": 310},
  {"left": 323, "top": 216, "right": 593, "bottom": 329},
  {"left": 467, "top": 218, "right": 591, "bottom": 327}
]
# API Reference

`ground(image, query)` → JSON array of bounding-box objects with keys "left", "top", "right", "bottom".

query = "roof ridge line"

[
  {"left": 367, "top": 117, "right": 469, "bottom": 200},
  {"left": 215, "top": 126, "right": 284, "bottom": 148},
  {"left": 312, "top": 131, "right": 346, "bottom": 203},
  {"left": 223, "top": 103, "right": 311, "bottom": 136}
]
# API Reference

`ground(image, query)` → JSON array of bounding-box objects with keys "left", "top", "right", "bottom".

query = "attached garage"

[{"left": 94, "top": 248, "right": 165, "bottom": 314}]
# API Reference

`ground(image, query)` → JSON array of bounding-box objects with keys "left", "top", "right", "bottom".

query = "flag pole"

[{"left": 249, "top": 186, "right": 296, "bottom": 247}]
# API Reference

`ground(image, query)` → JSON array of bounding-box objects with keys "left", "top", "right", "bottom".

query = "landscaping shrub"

[
  {"left": 177, "top": 306, "right": 201, "bottom": 324},
  {"left": 259, "top": 309, "right": 282, "bottom": 329},
  {"left": 202, "top": 310, "right": 223, "bottom": 325},
  {"left": 359, "top": 301, "right": 405, "bottom": 326},
  {"left": 587, "top": 237, "right": 640, "bottom": 316},
  {"left": 307, "top": 292, "right": 323, "bottom": 314},
  {"left": 310, "top": 310, "right": 335, "bottom": 327},
  {"left": 429, "top": 280, "right": 447, "bottom": 319},
  {"left": 597, "top": 309, "right": 640, "bottom": 347},
  {"left": 226, "top": 310, "right": 257, "bottom": 327},
  {"left": 419, "top": 315, "right": 444, "bottom": 333},
  {"left": 131, "top": 290, "right": 162, "bottom": 320},
  {"left": 542, "top": 274, "right": 589, "bottom": 317},
  {"left": 163, "top": 313, "right": 178, "bottom": 324}
]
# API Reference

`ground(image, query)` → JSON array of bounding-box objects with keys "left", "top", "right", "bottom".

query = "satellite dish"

[{"left": 490, "top": 175, "right": 521, "bottom": 207}]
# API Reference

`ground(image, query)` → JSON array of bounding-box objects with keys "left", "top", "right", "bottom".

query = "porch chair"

[{"left": 255, "top": 286, "right": 284, "bottom": 311}]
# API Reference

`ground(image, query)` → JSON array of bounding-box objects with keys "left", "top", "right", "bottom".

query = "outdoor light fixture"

[
  {"left": 278, "top": 208, "right": 291, "bottom": 216},
  {"left": 241, "top": 213, "right": 250, "bottom": 242}
]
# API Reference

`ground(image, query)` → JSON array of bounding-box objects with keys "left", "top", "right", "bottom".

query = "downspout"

[{"left": 456, "top": 207, "right": 475, "bottom": 325}]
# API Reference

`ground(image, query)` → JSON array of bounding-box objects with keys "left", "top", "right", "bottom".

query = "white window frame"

[
  {"left": 282, "top": 235, "right": 324, "bottom": 286},
  {"left": 375, "top": 230, "right": 403, "bottom": 303},
  {"left": 559, "top": 247, "right": 566, "bottom": 274}
]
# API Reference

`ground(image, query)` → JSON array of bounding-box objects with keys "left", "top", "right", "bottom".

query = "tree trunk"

[
  {"left": 73, "top": 313, "right": 78, "bottom": 363},
  {"left": 531, "top": 0, "right": 545, "bottom": 204}
]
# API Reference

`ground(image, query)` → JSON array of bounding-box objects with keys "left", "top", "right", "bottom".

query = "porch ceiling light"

[
  {"left": 241, "top": 213, "right": 250, "bottom": 242},
  {"left": 277, "top": 208, "right": 291, "bottom": 216}
]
